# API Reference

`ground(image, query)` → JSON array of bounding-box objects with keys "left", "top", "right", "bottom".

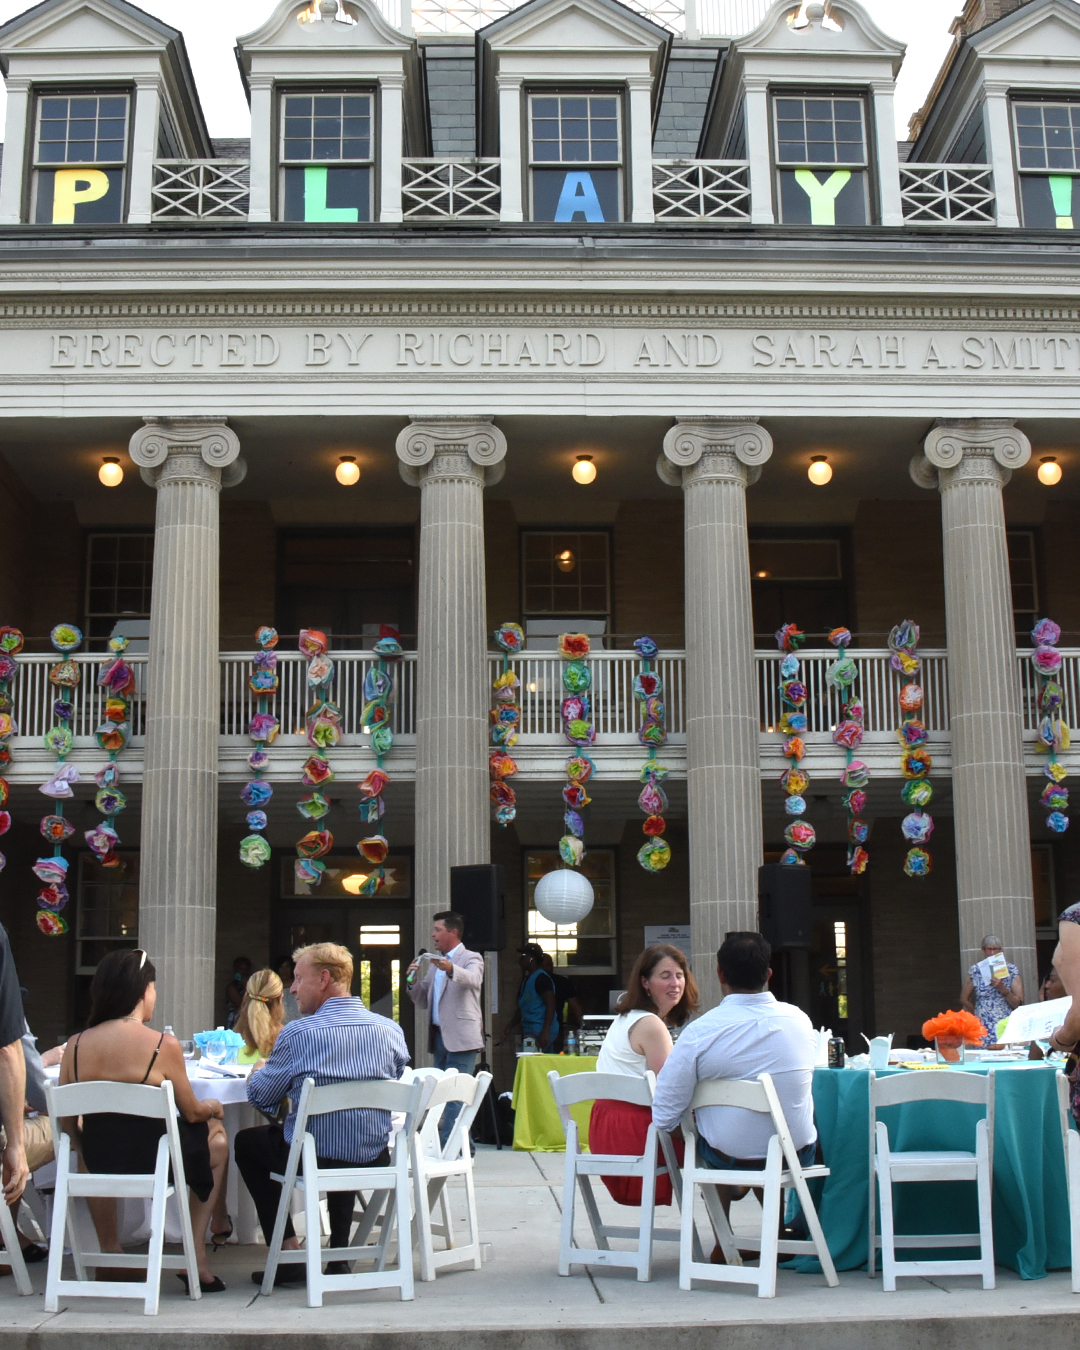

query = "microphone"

[{"left": 406, "top": 948, "right": 428, "bottom": 985}]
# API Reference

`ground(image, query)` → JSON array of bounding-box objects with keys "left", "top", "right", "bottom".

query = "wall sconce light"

[
  {"left": 572, "top": 455, "right": 596, "bottom": 485},
  {"left": 807, "top": 455, "right": 833, "bottom": 486},
  {"left": 556, "top": 549, "right": 576, "bottom": 573},
  {"left": 335, "top": 455, "right": 360, "bottom": 486},
  {"left": 1038, "top": 456, "right": 1063, "bottom": 485},
  {"left": 98, "top": 456, "right": 123, "bottom": 487}
]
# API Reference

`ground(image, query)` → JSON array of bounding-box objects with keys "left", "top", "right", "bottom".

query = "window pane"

[
  {"left": 773, "top": 95, "right": 865, "bottom": 166},
  {"left": 35, "top": 93, "right": 129, "bottom": 165},
  {"left": 520, "top": 531, "right": 610, "bottom": 614},
  {"left": 529, "top": 93, "right": 622, "bottom": 167},
  {"left": 1013, "top": 102, "right": 1080, "bottom": 174},
  {"left": 281, "top": 93, "right": 372, "bottom": 165}
]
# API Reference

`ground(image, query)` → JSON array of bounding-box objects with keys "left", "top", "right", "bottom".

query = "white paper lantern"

[{"left": 534, "top": 869, "right": 594, "bottom": 925}]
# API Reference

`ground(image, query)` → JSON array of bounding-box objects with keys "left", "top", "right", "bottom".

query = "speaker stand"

[{"left": 479, "top": 950, "right": 502, "bottom": 1150}]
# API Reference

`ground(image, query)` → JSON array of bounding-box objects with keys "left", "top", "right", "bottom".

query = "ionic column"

[
  {"left": 129, "top": 418, "right": 246, "bottom": 1036},
  {"left": 396, "top": 417, "right": 506, "bottom": 982},
  {"left": 911, "top": 419, "right": 1036, "bottom": 992},
  {"left": 659, "top": 418, "right": 773, "bottom": 1007}
]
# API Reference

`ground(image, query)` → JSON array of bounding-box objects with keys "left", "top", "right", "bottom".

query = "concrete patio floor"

[{"left": 0, "top": 1146, "right": 1074, "bottom": 1348}]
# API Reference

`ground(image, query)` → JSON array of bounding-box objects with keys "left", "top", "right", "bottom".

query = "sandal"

[{"left": 210, "top": 1222, "right": 233, "bottom": 1250}]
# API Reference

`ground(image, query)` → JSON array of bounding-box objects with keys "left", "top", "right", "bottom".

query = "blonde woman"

[{"left": 235, "top": 969, "right": 284, "bottom": 1066}]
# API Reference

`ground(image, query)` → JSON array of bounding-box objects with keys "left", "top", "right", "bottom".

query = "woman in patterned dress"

[
  {"left": 1048, "top": 904, "right": 1080, "bottom": 1123},
  {"left": 960, "top": 935, "right": 1025, "bottom": 1043}
]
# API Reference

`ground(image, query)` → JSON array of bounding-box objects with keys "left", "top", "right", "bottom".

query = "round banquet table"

[
  {"left": 789, "top": 1061, "right": 1072, "bottom": 1280},
  {"left": 511, "top": 1054, "right": 598, "bottom": 1152}
]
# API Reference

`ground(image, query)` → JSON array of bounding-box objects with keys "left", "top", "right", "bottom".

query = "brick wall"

[
  {"left": 612, "top": 499, "right": 684, "bottom": 643},
  {"left": 220, "top": 500, "right": 276, "bottom": 646},
  {"left": 851, "top": 498, "right": 946, "bottom": 645}
]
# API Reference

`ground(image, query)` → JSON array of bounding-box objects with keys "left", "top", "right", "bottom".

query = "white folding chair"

[
  {"left": 868, "top": 1068, "right": 995, "bottom": 1291},
  {"left": 43, "top": 1080, "right": 202, "bottom": 1315},
  {"left": 1055, "top": 1070, "right": 1080, "bottom": 1294},
  {"left": 259, "top": 1076, "right": 430, "bottom": 1307},
  {"left": 411, "top": 1070, "right": 492, "bottom": 1281},
  {"left": 549, "top": 1069, "right": 683, "bottom": 1282},
  {"left": 676, "top": 1073, "right": 837, "bottom": 1298},
  {"left": 0, "top": 1180, "right": 32, "bottom": 1296}
]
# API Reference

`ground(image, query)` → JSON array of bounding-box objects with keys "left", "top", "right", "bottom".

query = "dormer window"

[
  {"left": 1013, "top": 101, "right": 1080, "bottom": 229},
  {"left": 280, "top": 90, "right": 373, "bottom": 222},
  {"left": 528, "top": 93, "right": 622, "bottom": 223},
  {"left": 773, "top": 94, "right": 868, "bottom": 226},
  {"left": 32, "top": 92, "right": 129, "bottom": 224}
]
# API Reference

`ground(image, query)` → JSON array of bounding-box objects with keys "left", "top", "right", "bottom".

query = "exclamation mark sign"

[{"left": 1049, "top": 174, "right": 1074, "bottom": 229}]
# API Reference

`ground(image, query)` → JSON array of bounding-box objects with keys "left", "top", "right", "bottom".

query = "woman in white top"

[{"left": 590, "top": 944, "right": 698, "bottom": 1206}]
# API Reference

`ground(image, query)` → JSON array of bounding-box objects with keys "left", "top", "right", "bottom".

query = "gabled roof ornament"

[
  {"left": 298, "top": 0, "right": 357, "bottom": 25},
  {"left": 789, "top": 0, "right": 842, "bottom": 32}
]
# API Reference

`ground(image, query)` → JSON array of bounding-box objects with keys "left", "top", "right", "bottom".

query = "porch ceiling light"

[
  {"left": 335, "top": 455, "right": 360, "bottom": 486},
  {"left": 556, "top": 549, "right": 576, "bottom": 573},
  {"left": 808, "top": 455, "right": 833, "bottom": 486},
  {"left": 1038, "top": 456, "right": 1063, "bottom": 485},
  {"left": 98, "top": 457, "right": 123, "bottom": 487},
  {"left": 341, "top": 873, "right": 368, "bottom": 895},
  {"left": 572, "top": 455, "right": 596, "bottom": 485}
]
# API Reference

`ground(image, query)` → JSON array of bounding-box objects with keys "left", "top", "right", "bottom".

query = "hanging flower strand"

[
  {"left": 355, "top": 625, "right": 403, "bottom": 896},
  {"left": 776, "top": 623, "right": 814, "bottom": 866},
  {"left": 1032, "top": 618, "right": 1069, "bottom": 834},
  {"left": 36, "top": 624, "right": 84, "bottom": 936},
  {"left": 84, "top": 632, "right": 136, "bottom": 874},
  {"left": 890, "top": 620, "right": 933, "bottom": 877},
  {"left": 239, "top": 626, "right": 279, "bottom": 870},
  {"left": 634, "top": 636, "right": 671, "bottom": 872},
  {"left": 827, "top": 628, "right": 869, "bottom": 875},
  {"left": 490, "top": 624, "right": 523, "bottom": 827},
  {"left": 293, "top": 629, "right": 336, "bottom": 890},
  {"left": 0, "top": 629, "right": 21, "bottom": 885},
  {"left": 559, "top": 633, "right": 594, "bottom": 867}
]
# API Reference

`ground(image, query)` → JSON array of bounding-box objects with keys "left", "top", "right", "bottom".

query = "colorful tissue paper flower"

[
  {"left": 779, "top": 848, "right": 801, "bottom": 866},
  {"left": 841, "top": 761, "right": 870, "bottom": 789},
  {"left": 40, "top": 765, "right": 79, "bottom": 798},
  {"left": 495, "top": 805, "right": 516, "bottom": 826},
  {"left": 898, "top": 684, "right": 924, "bottom": 713},
  {"left": 256, "top": 625, "right": 279, "bottom": 649},
  {"left": 95, "top": 723, "right": 128, "bottom": 754},
  {"left": 921, "top": 1010, "right": 985, "bottom": 1045},
  {"left": 642, "top": 814, "right": 666, "bottom": 837},
  {"left": 784, "top": 736, "right": 806, "bottom": 761},
  {"left": 371, "top": 724, "right": 395, "bottom": 757},
  {"left": 781, "top": 767, "right": 809, "bottom": 796},
  {"left": 252, "top": 650, "right": 278, "bottom": 672},
  {"left": 890, "top": 650, "right": 920, "bottom": 676},
  {"left": 567, "top": 756, "right": 595, "bottom": 784},
  {"left": 363, "top": 667, "right": 391, "bottom": 702},
  {"left": 53, "top": 701, "right": 74, "bottom": 723},
  {"left": 36, "top": 912, "right": 67, "bottom": 936},
  {"left": 780, "top": 681, "right": 807, "bottom": 707},
  {"left": 33, "top": 856, "right": 68, "bottom": 884},
  {"left": 832, "top": 721, "right": 863, "bottom": 751},
  {"left": 240, "top": 835, "right": 272, "bottom": 869},
  {"left": 785, "top": 821, "right": 816, "bottom": 851},
  {"left": 493, "top": 671, "right": 519, "bottom": 702},
  {"left": 103, "top": 698, "right": 128, "bottom": 724},
  {"left": 298, "top": 792, "right": 330, "bottom": 820},
  {"left": 491, "top": 724, "right": 517, "bottom": 749},
  {"left": 844, "top": 789, "right": 867, "bottom": 816},
  {"left": 298, "top": 628, "right": 328, "bottom": 658},
  {"left": 41, "top": 815, "right": 74, "bottom": 843},
  {"left": 639, "top": 781, "right": 668, "bottom": 815},
  {"left": 827, "top": 656, "right": 858, "bottom": 689},
  {"left": 0, "top": 628, "right": 23, "bottom": 654},
  {"left": 50, "top": 624, "right": 82, "bottom": 653},
  {"left": 642, "top": 697, "right": 664, "bottom": 723},
  {"left": 373, "top": 635, "right": 403, "bottom": 660},
  {"left": 98, "top": 657, "right": 135, "bottom": 696},
  {"left": 246, "top": 810, "right": 267, "bottom": 832},
  {"left": 301, "top": 755, "right": 334, "bottom": 786},
  {"left": 561, "top": 695, "right": 588, "bottom": 722},
  {"left": 901, "top": 811, "right": 934, "bottom": 843},
  {"left": 634, "top": 673, "right": 662, "bottom": 700},
  {"left": 1046, "top": 761, "right": 1069, "bottom": 783},
  {"left": 0, "top": 812, "right": 9, "bottom": 837},
  {"left": 307, "top": 712, "right": 342, "bottom": 749},
  {"left": 0, "top": 715, "right": 14, "bottom": 741},
  {"left": 94, "top": 788, "right": 125, "bottom": 816},
  {"left": 1033, "top": 645, "right": 1063, "bottom": 675},
  {"left": 775, "top": 623, "right": 805, "bottom": 653},
  {"left": 49, "top": 660, "right": 79, "bottom": 688},
  {"left": 634, "top": 636, "right": 659, "bottom": 660},
  {"left": 1039, "top": 682, "right": 1064, "bottom": 713},
  {"left": 359, "top": 795, "right": 386, "bottom": 823},
  {"left": 360, "top": 769, "right": 389, "bottom": 800},
  {"left": 562, "top": 661, "right": 591, "bottom": 694},
  {"left": 249, "top": 668, "right": 279, "bottom": 694},
  {"left": 85, "top": 824, "right": 119, "bottom": 861},
  {"left": 295, "top": 858, "right": 326, "bottom": 886},
  {"left": 559, "top": 633, "right": 591, "bottom": 659},
  {"left": 1048, "top": 811, "right": 1071, "bottom": 833},
  {"left": 38, "top": 882, "right": 69, "bottom": 911},
  {"left": 639, "top": 759, "right": 667, "bottom": 783},
  {"left": 306, "top": 654, "right": 334, "bottom": 687},
  {"left": 847, "top": 819, "right": 869, "bottom": 845},
  {"left": 637, "top": 838, "right": 671, "bottom": 872},
  {"left": 296, "top": 830, "right": 333, "bottom": 859},
  {"left": 901, "top": 780, "right": 933, "bottom": 808},
  {"left": 1037, "top": 717, "right": 1070, "bottom": 751},
  {"left": 898, "top": 720, "right": 929, "bottom": 748},
  {"left": 489, "top": 751, "right": 518, "bottom": 781},
  {"left": 828, "top": 628, "right": 852, "bottom": 648},
  {"left": 495, "top": 623, "right": 525, "bottom": 653},
  {"left": 904, "top": 847, "right": 932, "bottom": 878},
  {"left": 562, "top": 782, "right": 591, "bottom": 809},
  {"left": 559, "top": 834, "right": 585, "bottom": 867},
  {"left": 564, "top": 809, "right": 585, "bottom": 838},
  {"left": 779, "top": 712, "right": 808, "bottom": 735},
  {"left": 639, "top": 721, "right": 666, "bottom": 749},
  {"left": 1032, "top": 618, "right": 1062, "bottom": 647},
  {"left": 901, "top": 748, "right": 932, "bottom": 779},
  {"left": 248, "top": 713, "right": 280, "bottom": 744},
  {"left": 358, "top": 835, "right": 389, "bottom": 866},
  {"left": 1042, "top": 783, "right": 1069, "bottom": 811},
  {"left": 248, "top": 749, "right": 270, "bottom": 772},
  {"left": 0, "top": 656, "right": 15, "bottom": 686},
  {"left": 240, "top": 779, "right": 273, "bottom": 807},
  {"left": 849, "top": 847, "right": 869, "bottom": 875},
  {"left": 0, "top": 779, "right": 8, "bottom": 809},
  {"left": 784, "top": 795, "right": 807, "bottom": 817},
  {"left": 888, "top": 620, "right": 920, "bottom": 654},
  {"left": 491, "top": 781, "right": 516, "bottom": 808},
  {"left": 780, "top": 654, "right": 800, "bottom": 680}
]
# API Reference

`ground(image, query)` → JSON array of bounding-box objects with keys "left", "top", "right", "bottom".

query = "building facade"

[{"left": 0, "top": 0, "right": 1077, "bottom": 1082}]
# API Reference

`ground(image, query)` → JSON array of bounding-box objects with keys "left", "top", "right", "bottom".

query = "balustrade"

[
  {"left": 151, "top": 160, "right": 251, "bottom": 221},
  {"left": 899, "top": 164, "right": 996, "bottom": 225}
]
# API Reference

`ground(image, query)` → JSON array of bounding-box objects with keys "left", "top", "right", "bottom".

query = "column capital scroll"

[
  {"left": 395, "top": 416, "right": 507, "bottom": 487},
  {"left": 129, "top": 417, "right": 245, "bottom": 489},
  {"left": 911, "top": 418, "right": 1031, "bottom": 490},
  {"left": 658, "top": 417, "right": 772, "bottom": 487}
]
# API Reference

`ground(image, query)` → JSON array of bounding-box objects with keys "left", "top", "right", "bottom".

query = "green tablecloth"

[
  {"left": 792, "top": 1062, "right": 1071, "bottom": 1280},
  {"left": 511, "top": 1054, "right": 599, "bottom": 1152}
]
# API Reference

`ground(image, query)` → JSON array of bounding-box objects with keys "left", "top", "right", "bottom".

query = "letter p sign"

[{"left": 51, "top": 168, "right": 111, "bottom": 223}]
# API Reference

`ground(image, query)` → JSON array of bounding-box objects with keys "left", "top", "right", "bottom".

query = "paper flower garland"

[
  {"left": 490, "top": 623, "right": 523, "bottom": 827},
  {"left": 355, "top": 624, "right": 403, "bottom": 896},
  {"left": 634, "top": 636, "right": 671, "bottom": 872},
  {"left": 826, "top": 628, "right": 869, "bottom": 875},
  {"left": 36, "top": 624, "right": 85, "bottom": 935},
  {"left": 0, "top": 629, "right": 20, "bottom": 883},
  {"left": 775, "top": 624, "right": 814, "bottom": 865},
  {"left": 1031, "top": 617, "right": 1069, "bottom": 833},
  {"left": 559, "top": 633, "right": 594, "bottom": 867},
  {"left": 239, "top": 626, "right": 278, "bottom": 870},
  {"left": 84, "top": 633, "right": 135, "bottom": 874},
  {"left": 290, "top": 629, "right": 336, "bottom": 889},
  {"left": 890, "top": 620, "right": 932, "bottom": 877}
]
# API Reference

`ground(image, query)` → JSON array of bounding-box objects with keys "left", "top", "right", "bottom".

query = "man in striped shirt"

[{"left": 235, "top": 942, "right": 409, "bottom": 1286}]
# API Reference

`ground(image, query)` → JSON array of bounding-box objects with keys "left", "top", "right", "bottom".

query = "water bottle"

[
  {"left": 566, "top": 1030, "right": 578, "bottom": 1056},
  {"left": 163, "top": 1025, "right": 174, "bottom": 1039}
]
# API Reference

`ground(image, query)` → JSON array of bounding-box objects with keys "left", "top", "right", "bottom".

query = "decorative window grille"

[
  {"left": 401, "top": 159, "right": 500, "bottom": 219},
  {"left": 899, "top": 164, "right": 995, "bottom": 224},
  {"left": 652, "top": 160, "right": 751, "bottom": 220},
  {"left": 151, "top": 160, "right": 250, "bottom": 221}
]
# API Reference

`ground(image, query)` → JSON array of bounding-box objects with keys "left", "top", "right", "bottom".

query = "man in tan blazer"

[{"left": 406, "top": 911, "right": 484, "bottom": 1143}]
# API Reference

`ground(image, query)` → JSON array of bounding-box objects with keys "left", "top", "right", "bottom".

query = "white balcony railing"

[
  {"left": 899, "top": 164, "right": 996, "bottom": 225},
  {"left": 151, "top": 160, "right": 251, "bottom": 222},
  {"left": 653, "top": 160, "right": 751, "bottom": 222},
  {"left": 402, "top": 159, "right": 500, "bottom": 221},
  {"left": 10, "top": 653, "right": 148, "bottom": 742}
]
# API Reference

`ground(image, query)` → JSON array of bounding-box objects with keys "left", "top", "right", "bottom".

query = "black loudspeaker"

[
  {"left": 757, "top": 864, "right": 813, "bottom": 951},
  {"left": 449, "top": 864, "right": 506, "bottom": 951}
]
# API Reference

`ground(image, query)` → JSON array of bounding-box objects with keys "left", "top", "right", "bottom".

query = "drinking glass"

[{"left": 204, "top": 1038, "right": 227, "bottom": 1067}]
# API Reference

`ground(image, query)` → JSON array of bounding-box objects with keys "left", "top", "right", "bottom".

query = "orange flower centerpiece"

[{"left": 922, "top": 1009, "right": 986, "bottom": 1064}]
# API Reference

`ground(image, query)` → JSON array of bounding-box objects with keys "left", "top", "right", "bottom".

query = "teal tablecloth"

[{"left": 792, "top": 1062, "right": 1071, "bottom": 1280}]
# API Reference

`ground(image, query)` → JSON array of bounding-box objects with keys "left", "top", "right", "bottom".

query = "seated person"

[
  {"left": 652, "top": 931, "right": 818, "bottom": 1255},
  {"left": 57, "top": 949, "right": 229, "bottom": 1292},
  {"left": 590, "top": 943, "right": 697, "bottom": 1206},
  {"left": 1040, "top": 965, "right": 1066, "bottom": 1001},
  {"left": 235, "top": 942, "right": 409, "bottom": 1288},
  {"left": 234, "top": 969, "right": 284, "bottom": 1065}
]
